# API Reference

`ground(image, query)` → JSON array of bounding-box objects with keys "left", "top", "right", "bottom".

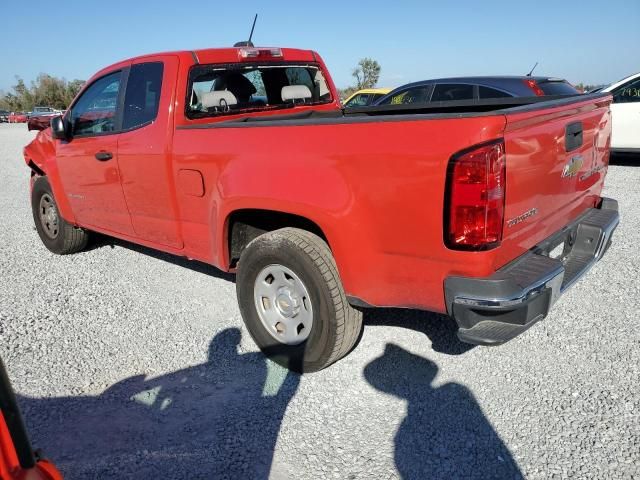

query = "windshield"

[{"left": 186, "top": 63, "right": 332, "bottom": 119}]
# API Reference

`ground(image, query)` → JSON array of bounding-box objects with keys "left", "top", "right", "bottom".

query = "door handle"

[{"left": 95, "top": 151, "right": 113, "bottom": 161}]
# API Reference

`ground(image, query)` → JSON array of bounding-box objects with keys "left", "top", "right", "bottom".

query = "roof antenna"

[
  {"left": 526, "top": 61, "right": 539, "bottom": 77},
  {"left": 234, "top": 14, "right": 258, "bottom": 47}
]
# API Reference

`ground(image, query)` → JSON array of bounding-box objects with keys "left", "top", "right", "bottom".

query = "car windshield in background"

[
  {"left": 538, "top": 81, "right": 579, "bottom": 95},
  {"left": 186, "top": 64, "right": 332, "bottom": 119}
]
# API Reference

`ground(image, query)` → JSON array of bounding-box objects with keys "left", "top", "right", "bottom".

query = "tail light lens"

[
  {"left": 523, "top": 79, "right": 545, "bottom": 96},
  {"left": 445, "top": 141, "right": 506, "bottom": 250}
]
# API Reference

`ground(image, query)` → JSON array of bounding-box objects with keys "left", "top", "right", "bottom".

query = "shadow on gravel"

[
  {"left": 17, "top": 328, "right": 300, "bottom": 479},
  {"left": 88, "top": 234, "right": 473, "bottom": 356},
  {"left": 364, "top": 344, "right": 523, "bottom": 480},
  {"left": 86, "top": 233, "right": 236, "bottom": 282},
  {"left": 363, "top": 308, "right": 474, "bottom": 356},
  {"left": 610, "top": 153, "right": 640, "bottom": 167}
]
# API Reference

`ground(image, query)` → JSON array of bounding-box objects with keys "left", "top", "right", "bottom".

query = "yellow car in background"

[{"left": 342, "top": 88, "right": 392, "bottom": 108}]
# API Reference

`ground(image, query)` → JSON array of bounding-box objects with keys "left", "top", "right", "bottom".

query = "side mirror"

[{"left": 50, "top": 115, "right": 69, "bottom": 140}]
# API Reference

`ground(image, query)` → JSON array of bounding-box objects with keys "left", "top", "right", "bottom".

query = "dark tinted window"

[
  {"left": 369, "top": 93, "right": 386, "bottom": 104},
  {"left": 612, "top": 77, "right": 640, "bottom": 103},
  {"left": 478, "top": 86, "right": 512, "bottom": 99},
  {"left": 123, "top": 62, "right": 164, "bottom": 130},
  {"left": 431, "top": 84, "right": 474, "bottom": 101},
  {"left": 71, "top": 71, "right": 121, "bottom": 136},
  {"left": 538, "top": 81, "right": 579, "bottom": 95},
  {"left": 379, "top": 86, "right": 430, "bottom": 105}
]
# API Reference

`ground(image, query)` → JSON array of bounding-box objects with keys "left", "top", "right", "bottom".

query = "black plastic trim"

[
  {"left": 565, "top": 121, "right": 583, "bottom": 152},
  {"left": 611, "top": 148, "right": 640, "bottom": 155},
  {"left": 176, "top": 92, "right": 611, "bottom": 130}
]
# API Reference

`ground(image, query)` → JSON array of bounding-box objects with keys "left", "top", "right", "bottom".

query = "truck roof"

[{"left": 91, "top": 47, "right": 319, "bottom": 81}]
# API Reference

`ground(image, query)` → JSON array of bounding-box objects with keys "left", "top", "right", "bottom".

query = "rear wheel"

[
  {"left": 31, "top": 176, "right": 88, "bottom": 254},
  {"left": 236, "top": 228, "right": 363, "bottom": 372}
]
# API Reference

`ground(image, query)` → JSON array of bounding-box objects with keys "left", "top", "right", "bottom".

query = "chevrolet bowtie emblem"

[{"left": 561, "top": 155, "right": 584, "bottom": 178}]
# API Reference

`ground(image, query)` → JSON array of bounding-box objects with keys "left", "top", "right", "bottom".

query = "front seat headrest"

[{"left": 281, "top": 85, "right": 312, "bottom": 103}]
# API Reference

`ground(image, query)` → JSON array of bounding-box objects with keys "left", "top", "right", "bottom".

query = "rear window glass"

[
  {"left": 538, "top": 81, "right": 579, "bottom": 95},
  {"left": 186, "top": 63, "right": 332, "bottom": 118},
  {"left": 431, "top": 84, "right": 474, "bottom": 101}
]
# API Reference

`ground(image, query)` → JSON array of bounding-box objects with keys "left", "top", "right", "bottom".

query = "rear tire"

[
  {"left": 31, "top": 176, "right": 88, "bottom": 254},
  {"left": 236, "top": 228, "right": 363, "bottom": 372}
]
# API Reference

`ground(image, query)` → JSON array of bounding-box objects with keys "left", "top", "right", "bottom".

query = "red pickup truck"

[{"left": 23, "top": 46, "right": 619, "bottom": 371}]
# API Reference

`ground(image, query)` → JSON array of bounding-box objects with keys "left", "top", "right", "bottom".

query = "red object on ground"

[{"left": 0, "top": 359, "right": 63, "bottom": 480}]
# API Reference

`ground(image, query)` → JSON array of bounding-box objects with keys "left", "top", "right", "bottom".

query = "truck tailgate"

[{"left": 495, "top": 95, "right": 613, "bottom": 268}]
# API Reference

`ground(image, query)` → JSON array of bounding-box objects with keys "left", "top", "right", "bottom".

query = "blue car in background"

[{"left": 374, "top": 76, "right": 579, "bottom": 105}]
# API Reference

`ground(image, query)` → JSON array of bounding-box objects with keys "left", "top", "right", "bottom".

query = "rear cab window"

[{"left": 186, "top": 62, "right": 332, "bottom": 119}]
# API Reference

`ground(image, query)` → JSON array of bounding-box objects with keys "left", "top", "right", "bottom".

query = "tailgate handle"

[{"left": 565, "top": 122, "right": 583, "bottom": 152}]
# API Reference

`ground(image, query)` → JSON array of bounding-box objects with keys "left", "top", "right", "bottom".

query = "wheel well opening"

[
  {"left": 228, "top": 209, "right": 328, "bottom": 268},
  {"left": 27, "top": 160, "right": 45, "bottom": 177}
]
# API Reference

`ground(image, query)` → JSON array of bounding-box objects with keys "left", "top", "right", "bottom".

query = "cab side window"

[
  {"left": 613, "top": 78, "right": 640, "bottom": 104},
  {"left": 70, "top": 71, "right": 121, "bottom": 136},
  {"left": 123, "top": 62, "right": 164, "bottom": 130}
]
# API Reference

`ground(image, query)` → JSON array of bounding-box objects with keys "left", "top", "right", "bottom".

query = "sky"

[{"left": 2, "top": 0, "right": 638, "bottom": 93}]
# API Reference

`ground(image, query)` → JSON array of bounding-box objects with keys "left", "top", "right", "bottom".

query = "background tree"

[
  {"left": 338, "top": 58, "right": 382, "bottom": 100},
  {"left": 351, "top": 58, "right": 381, "bottom": 90},
  {"left": 0, "top": 74, "right": 85, "bottom": 111}
]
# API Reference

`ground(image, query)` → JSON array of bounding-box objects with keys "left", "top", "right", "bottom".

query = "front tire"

[
  {"left": 236, "top": 228, "right": 363, "bottom": 372},
  {"left": 31, "top": 176, "right": 88, "bottom": 254}
]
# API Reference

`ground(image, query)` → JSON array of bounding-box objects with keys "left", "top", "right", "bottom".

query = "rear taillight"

[
  {"left": 445, "top": 141, "right": 506, "bottom": 250},
  {"left": 523, "top": 78, "right": 545, "bottom": 96}
]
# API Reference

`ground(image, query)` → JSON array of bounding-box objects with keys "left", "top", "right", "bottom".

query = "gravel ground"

[{"left": 0, "top": 123, "right": 638, "bottom": 479}]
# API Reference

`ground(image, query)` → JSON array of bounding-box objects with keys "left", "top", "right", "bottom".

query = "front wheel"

[
  {"left": 31, "top": 176, "right": 88, "bottom": 254},
  {"left": 236, "top": 228, "right": 363, "bottom": 372}
]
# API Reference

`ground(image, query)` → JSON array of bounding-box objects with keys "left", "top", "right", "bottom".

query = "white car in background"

[{"left": 602, "top": 72, "right": 640, "bottom": 154}]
